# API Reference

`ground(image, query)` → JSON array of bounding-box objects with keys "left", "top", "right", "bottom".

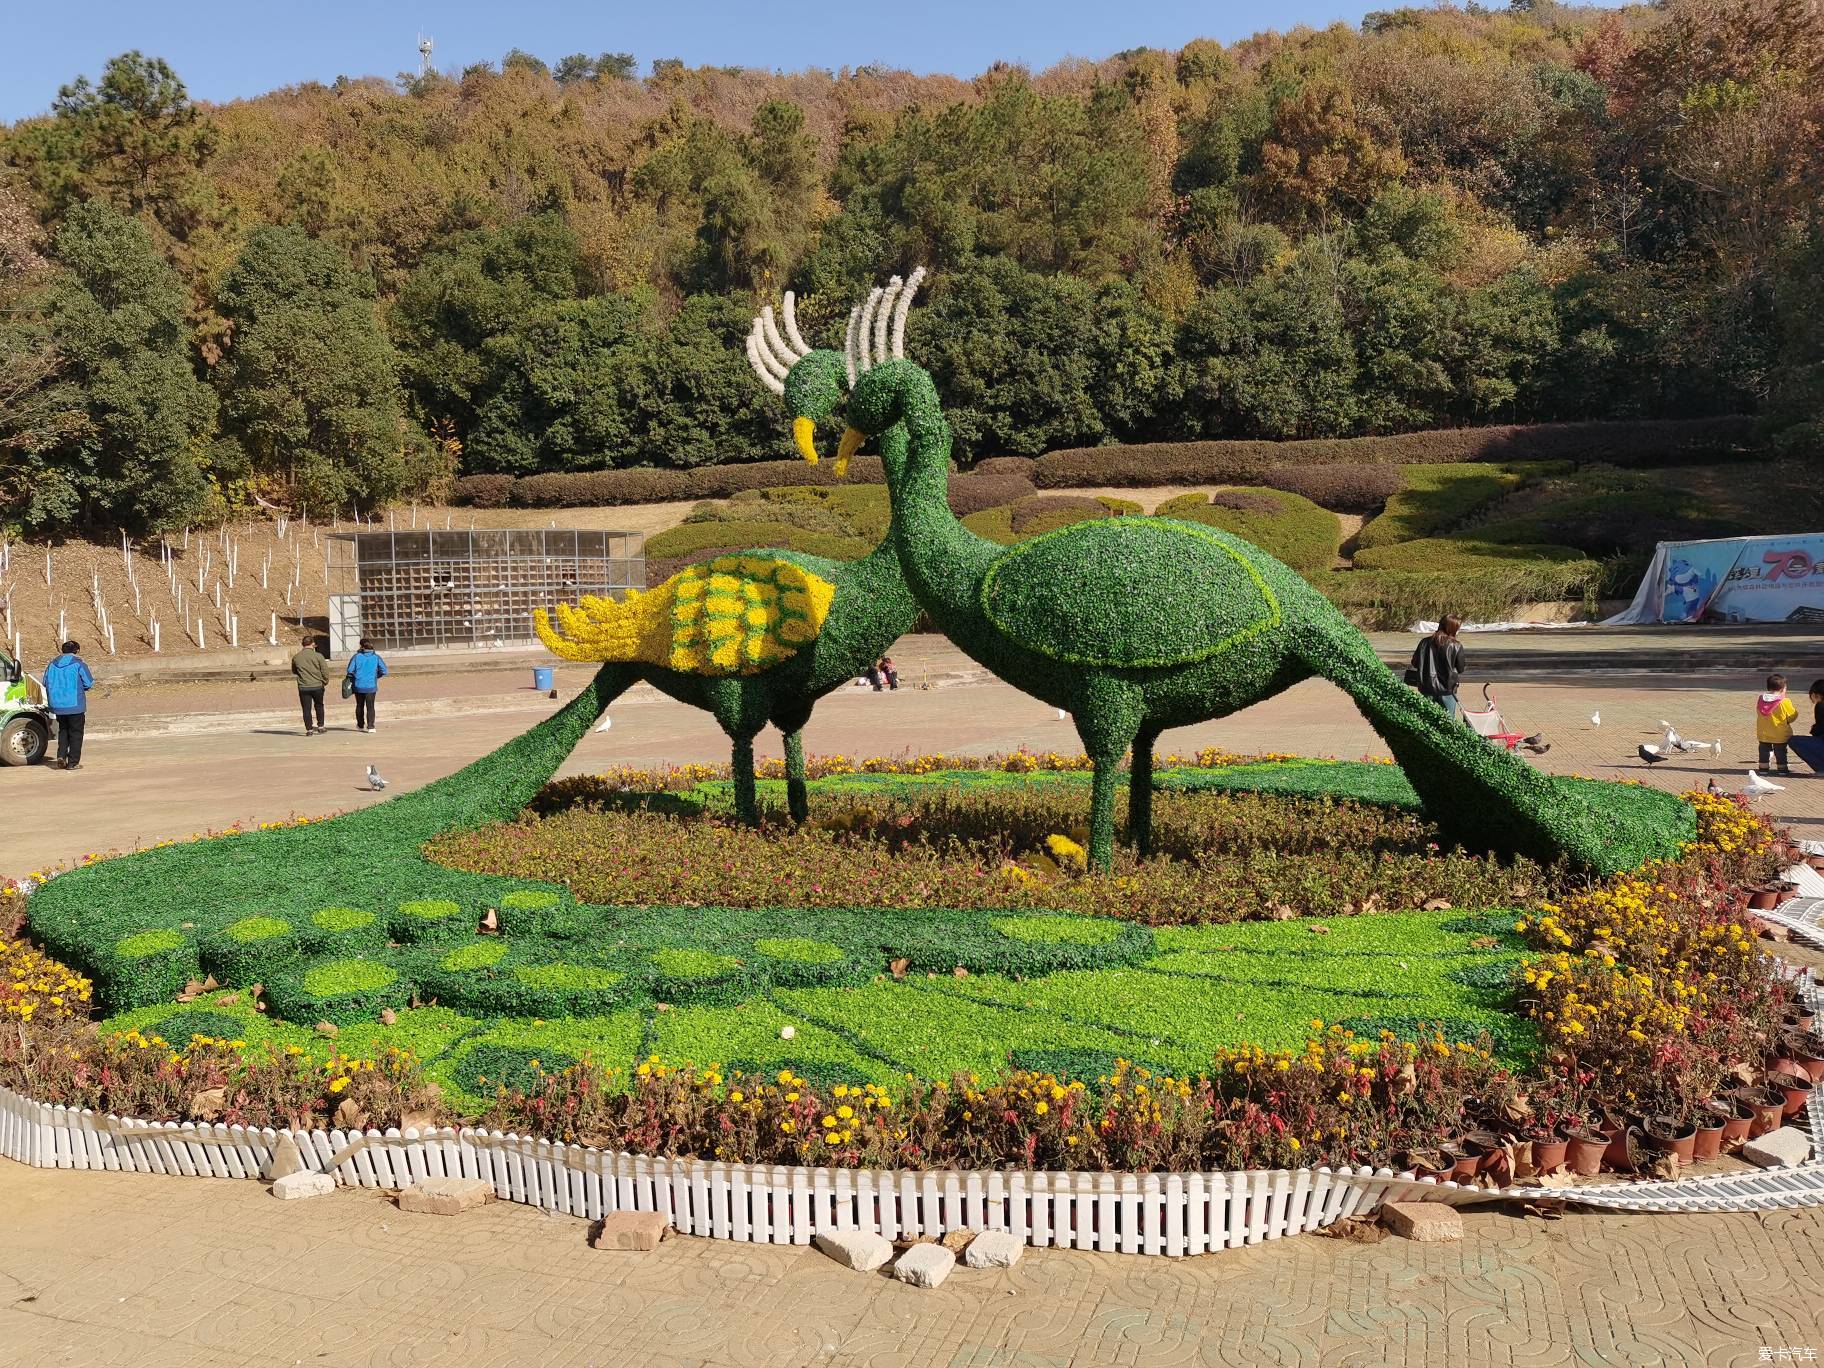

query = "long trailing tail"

[
  {"left": 343, "top": 662, "right": 638, "bottom": 840},
  {"left": 1294, "top": 622, "right": 1683, "bottom": 876}
]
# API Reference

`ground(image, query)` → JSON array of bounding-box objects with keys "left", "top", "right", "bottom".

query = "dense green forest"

[{"left": 2, "top": 0, "right": 1821, "bottom": 533}]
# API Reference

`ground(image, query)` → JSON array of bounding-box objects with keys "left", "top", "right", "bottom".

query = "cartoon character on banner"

[{"left": 1663, "top": 558, "right": 1720, "bottom": 622}]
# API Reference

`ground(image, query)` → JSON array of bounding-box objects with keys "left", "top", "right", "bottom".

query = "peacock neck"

[{"left": 883, "top": 367, "right": 995, "bottom": 616}]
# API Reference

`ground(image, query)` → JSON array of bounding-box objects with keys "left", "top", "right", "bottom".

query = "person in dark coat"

[
  {"left": 43, "top": 640, "right": 95, "bottom": 770},
  {"left": 291, "top": 636, "right": 331, "bottom": 734},
  {"left": 1408, "top": 615, "right": 1466, "bottom": 719}
]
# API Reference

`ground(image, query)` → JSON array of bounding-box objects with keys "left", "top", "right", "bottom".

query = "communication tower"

[{"left": 418, "top": 33, "right": 434, "bottom": 78}]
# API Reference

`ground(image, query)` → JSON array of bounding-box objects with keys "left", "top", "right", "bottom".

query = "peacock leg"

[
  {"left": 1074, "top": 680, "right": 1145, "bottom": 874},
  {"left": 782, "top": 728, "right": 809, "bottom": 822},
  {"left": 731, "top": 733, "right": 759, "bottom": 826},
  {"left": 1127, "top": 724, "right": 1161, "bottom": 856}
]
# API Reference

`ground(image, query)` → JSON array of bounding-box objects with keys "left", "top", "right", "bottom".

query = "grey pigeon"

[{"left": 366, "top": 764, "right": 387, "bottom": 791}]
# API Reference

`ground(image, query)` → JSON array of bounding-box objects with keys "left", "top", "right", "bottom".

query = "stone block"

[
  {"left": 963, "top": 1230, "right": 1024, "bottom": 1268},
  {"left": 271, "top": 1171, "right": 334, "bottom": 1200},
  {"left": 397, "top": 1176, "right": 493, "bottom": 1215},
  {"left": 1742, "top": 1127, "right": 1813, "bottom": 1169},
  {"left": 813, "top": 1229, "right": 893, "bottom": 1272},
  {"left": 892, "top": 1242, "right": 956, "bottom": 1288},
  {"left": 591, "top": 1211, "right": 670, "bottom": 1251},
  {"left": 1380, "top": 1201, "right": 1463, "bottom": 1242}
]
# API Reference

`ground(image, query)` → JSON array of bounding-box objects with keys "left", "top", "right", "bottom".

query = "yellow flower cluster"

[
  {"left": 1, "top": 936, "right": 93, "bottom": 1023},
  {"left": 534, "top": 556, "right": 834, "bottom": 675},
  {"left": 1516, "top": 789, "right": 1770, "bottom": 1063}
]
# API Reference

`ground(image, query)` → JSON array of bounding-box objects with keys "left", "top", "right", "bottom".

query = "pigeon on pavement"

[
  {"left": 1745, "top": 770, "right": 1785, "bottom": 796},
  {"left": 1637, "top": 744, "right": 1666, "bottom": 765},
  {"left": 366, "top": 764, "right": 387, "bottom": 791},
  {"left": 1589, "top": 711, "right": 1601, "bottom": 728}
]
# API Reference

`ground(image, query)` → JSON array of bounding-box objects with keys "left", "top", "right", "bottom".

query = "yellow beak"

[
  {"left": 793, "top": 416, "right": 819, "bottom": 465},
  {"left": 834, "top": 426, "right": 865, "bottom": 478}
]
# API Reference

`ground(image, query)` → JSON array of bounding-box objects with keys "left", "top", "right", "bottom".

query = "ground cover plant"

[{"left": 0, "top": 777, "right": 1788, "bottom": 1178}]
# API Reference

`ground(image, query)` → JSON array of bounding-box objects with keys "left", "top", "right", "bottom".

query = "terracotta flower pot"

[
  {"left": 1395, "top": 1148, "right": 1451, "bottom": 1181},
  {"left": 1530, "top": 1135, "right": 1568, "bottom": 1175},
  {"left": 1445, "top": 1141, "right": 1482, "bottom": 1184},
  {"left": 1692, "top": 1117, "right": 1727, "bottom": 1162},
  {"left": 1464, "top": 1129, "right": 1505, "bottom": 1175},
  {"left": 1599, "top": 1120, "right": 1632, "bottom": 1173},
  {"left": 1798, "top": 1052, "right": 1824, "bottom": 1083},
  {"left": 1638, "top": 1113, "right": 1697, "bottom": 1164},
  {"left": 1721, "top": 1105, "right": 1754, "bottom": 1149},
  {"left": 1749, "top": 889, "right": 1782, "bottom": 910},
  {"left": 1769, "top": 1070, "right": 1813, "bottom": 1119},
  {"left": 1565, "top": 1130, "right": 1607, "bottom": 1177},
  {"left": 1739, "top": 1086, "right": 1787, "bottom": 1138}
]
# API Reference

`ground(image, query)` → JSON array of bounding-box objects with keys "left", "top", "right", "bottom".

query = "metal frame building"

[{"left": 326, "top": 529, "right": 643, "bottom": 653}]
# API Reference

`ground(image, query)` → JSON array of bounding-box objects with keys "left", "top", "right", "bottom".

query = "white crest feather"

[
  {"left": 873, "top": 276, "right": 902, "bottom": 368},
  {"left": 746, "top": 268, "right": 929, "bottom": 398},
  {"left": 891, "top": 267, "right": 925, "bottom": 359},
  {"left": 745, "top": 325, "right": 786, "bottom": 395},
  {"left": 781, "top": 291, "right": 809, "bottom": 354}
]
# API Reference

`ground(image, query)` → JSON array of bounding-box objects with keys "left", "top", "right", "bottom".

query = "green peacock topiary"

[
  {"left": 528, "top": 287, "right": 921, "bottom": 826},
  {"left": 766, "top": 270, "right": 1689, "bottom": 875}
]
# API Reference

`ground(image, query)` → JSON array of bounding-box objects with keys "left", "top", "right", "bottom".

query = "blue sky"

[{"left": 7, "top": 0, "right": 1451, "bottom": 123}]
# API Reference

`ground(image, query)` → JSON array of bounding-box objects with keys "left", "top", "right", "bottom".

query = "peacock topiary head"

[{"left": 747, "top": 268, "right": 926, "bottom": 476}]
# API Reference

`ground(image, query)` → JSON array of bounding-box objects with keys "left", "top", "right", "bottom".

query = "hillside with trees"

[{"left": 2, "top": 0, "right": 1822, "bottom": 535}]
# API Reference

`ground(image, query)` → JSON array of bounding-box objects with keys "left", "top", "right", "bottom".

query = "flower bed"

[{"left": 3, "top": 741, "right": 1803, "bottom": 1193}]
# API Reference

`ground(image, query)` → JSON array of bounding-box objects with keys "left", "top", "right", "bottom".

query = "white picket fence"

[
  {"left": 4, "top": 1066, "right": 1823, "bottom": 1254},
  {"left": 0, "top": 922, "right": 1819, "bottom": 1257},
  {"left": 0, "top": 1084, "right": 1448, "bottom": 1253}
]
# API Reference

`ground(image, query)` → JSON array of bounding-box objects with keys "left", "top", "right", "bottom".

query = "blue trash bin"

[{"left": 533, "top": 666, "right": 555, "bottom": 692}]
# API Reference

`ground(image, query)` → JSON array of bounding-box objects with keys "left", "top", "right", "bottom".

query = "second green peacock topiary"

[{"left": 766, "top": 270, "right": 1691, "bottom": 875}]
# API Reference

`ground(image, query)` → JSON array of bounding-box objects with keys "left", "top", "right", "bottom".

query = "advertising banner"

[{"left": 1606, "top": 535, "right": 1824, "bottom": 625}]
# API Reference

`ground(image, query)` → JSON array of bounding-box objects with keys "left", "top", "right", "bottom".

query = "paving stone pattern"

[{"left": 3, "top": 1162, "right": 1823, "bottom": 1367}]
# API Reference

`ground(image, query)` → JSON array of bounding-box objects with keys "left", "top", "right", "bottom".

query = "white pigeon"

[
  {"left": 1589, "top": 711, "right": 1600, "bottom": 728},
  {"left": 1744, "top": 770, "right": 1785, "bottom": 797},
  {"left": 366, "top": 764, "right": 387, "bottom": 791},
  {"left": 1055, "top": 708, "right": 1068, "bottom": 721},
  {"left": 1661, "top": 722, "right": 1686, "bottom": 750},
  {"left": 594, "top": 714, "right": 613, "bottom": 733}
]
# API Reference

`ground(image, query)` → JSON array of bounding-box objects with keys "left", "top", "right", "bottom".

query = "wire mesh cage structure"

[{"left": 325, "top": 530, "right": 644, "bottom": 653}]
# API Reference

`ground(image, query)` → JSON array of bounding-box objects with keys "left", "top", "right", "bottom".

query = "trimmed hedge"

[
  {"left": 1352, "top": 537, "right": 1592, "bottom": 572},
  {"left": 641, "top": 520, "right": 872, "bottom": 564},
  {"left": 946, "top": 467, "right": 1037, "bottom": 517},
  {"left": 508, "top": 457, "right": 889, "bottom": 509},
  {"left": 1032, "top": 417, "right": 1757, "bottom": 488},
  {"left": 450, "top": 421, "right": 1751, "bottom": 511},
  {"left": 1262, "top": 464, "right": 1405, "bottom": 514},
  {"left": 449, "top": 474, "right": 514, "bottom": 508},
  {"left": 1457, "top": 485, "right": 1750, "bottom": 559},
  {"left": 1353, "top": 463, "right": 1557, "bottom": 550},
  {"left": 1155, "top": 487, "right": 1341, "bottom": 572}
]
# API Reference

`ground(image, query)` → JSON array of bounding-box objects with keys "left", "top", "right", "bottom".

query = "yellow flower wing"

[{"left": 535, "top": 556, "right": 834, "bottom": 675}]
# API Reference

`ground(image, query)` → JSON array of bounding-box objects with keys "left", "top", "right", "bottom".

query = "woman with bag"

[
  {"left": 1406, "top": 615, "right": 1465, "bottom": 719},
  {"left": 345, "top": 638, "right": 388, "bottom": 732}
]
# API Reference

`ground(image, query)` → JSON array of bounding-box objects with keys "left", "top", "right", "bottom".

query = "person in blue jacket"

[
  {"left": 44, "top": 639, "right": 95, "bottom": 770},
  {"left": 345, "top": 638, "right": 387, "bottom": 732}
]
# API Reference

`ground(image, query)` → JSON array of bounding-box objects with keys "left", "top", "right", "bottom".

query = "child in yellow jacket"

[{"left": 1756, "top": 672, "right": 1797, "bottom": 775}]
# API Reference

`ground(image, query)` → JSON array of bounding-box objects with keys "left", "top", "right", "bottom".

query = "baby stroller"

[{"left": 1461, "top": 684, "right": 1547, "bottom": 754}]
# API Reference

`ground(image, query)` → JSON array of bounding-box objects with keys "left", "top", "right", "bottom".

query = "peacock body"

[{"left": 767, "top": 274, "right": 1688, "bottom": 876}]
